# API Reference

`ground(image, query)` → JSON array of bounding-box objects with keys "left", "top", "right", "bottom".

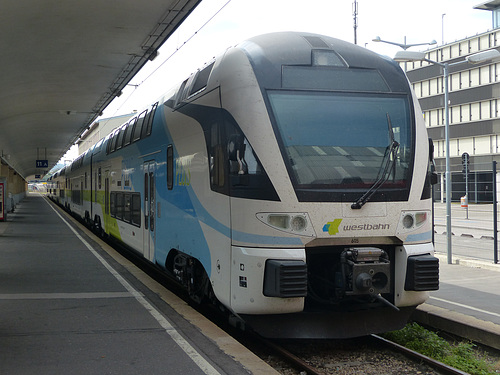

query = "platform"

[
  {"left": 413, "top": 202, "right": 500, "bottom": 350},
  {"left": 0, "top": 194, "right": 277, "bottom": 374},
  {"left": 2, "top": 195, "right": 499, "bottom": 373}
]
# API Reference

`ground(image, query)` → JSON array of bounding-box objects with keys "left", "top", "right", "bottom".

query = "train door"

[
  {"left": 104, "top": 172, "right": 109, "bottom": 216},
  {"left": 143, "top": 161, "right": 156, "bottom": 261}
]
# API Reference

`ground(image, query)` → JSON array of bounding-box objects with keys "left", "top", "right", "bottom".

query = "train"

[{"left": 47, "top": 32, "right": 439, "bottom": 339}]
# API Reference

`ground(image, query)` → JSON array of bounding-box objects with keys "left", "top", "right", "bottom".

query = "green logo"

[{"left": 323, "top": 219, "right": 342, "bottom": 235}]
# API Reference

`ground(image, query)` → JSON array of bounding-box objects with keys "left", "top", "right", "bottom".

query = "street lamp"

[
  {"left": 394, "top": 48, "right": 500, "bottom": 264},
  {"left": 372, "top": 36, "right": 437, "bottom": 50}
]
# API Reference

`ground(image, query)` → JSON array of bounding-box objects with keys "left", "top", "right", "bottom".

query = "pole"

[
  {"left": 494, "top": 161, "right": 498, "bottom": 264},
  {"left": 465, "top": 161, "right": 469, "bottom": 219},
  {"left": 442, "top": 14, "right": 446, "bottom": 45},
  {"left": 432, "top": 183, "right": 435, "bottom": 245},
  {"left": 352, "top": 0, "right": 358, "bottom": 45},
  {"left": 444, "top": 63, "right": 452, "bottom": 264}
]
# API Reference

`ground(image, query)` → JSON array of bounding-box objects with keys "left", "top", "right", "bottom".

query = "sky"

[
  {"left": 62, "top": 0, "right": 494, "bottom": 161},
  {"left": 101, "top": 0, "right": 493, "bottom": 117}
]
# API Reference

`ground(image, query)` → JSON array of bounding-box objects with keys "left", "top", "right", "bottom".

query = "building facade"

[
  {"left": 76, "top": 113, "right": 134, "bottom": 156},
  {"left": 405, "top": 27, "right": 500, "bottom": 202}
]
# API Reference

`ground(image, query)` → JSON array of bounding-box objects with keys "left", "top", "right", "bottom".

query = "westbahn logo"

[
  {"left": 323, "top": 219, "right": 390, "bottom": 235},
  {"left": 322, "top": 219, "right": 342, "bottom": 235}
]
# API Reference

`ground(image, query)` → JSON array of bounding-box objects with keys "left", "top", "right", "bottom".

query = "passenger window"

[
  {"left": 115, "top": 127, "right": 126, "bottom": 150},
  {"left": 123, "top": 193, "right": 131, "bottom": 223},
  {"left": 109, "top": 131, "right": 119, "bottom": 153},
  {"left": 110, "top": 192, "right": 116, "bottom": 217},
  {"left": 131, "top": 193, "right": 141, "bottom": 227},
  {"left": 132, "top": 110, "right": 147, "bottom": 142},
  {"left": 116, "top": 193, "right": 124, "bottom": 220},
  {"left": 210, "top": 122, "right": 226, "bottom": 190},
  {"left": 189, "top": 62, "right": 214, "bottom": 96},
  {"left": 175, "top": 79, "right": 189, "bottom": 106},
  {"left": 123, "top": 118, "right": 137, "bottom": 146},
  {"left": 167, "top": 145, "right": 174, "bottom": 190},
  {"left": 142, "top": 102, "right": 158, "bottom": 139}
]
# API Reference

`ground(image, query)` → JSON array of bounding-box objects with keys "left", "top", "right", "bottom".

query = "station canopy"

[{"left": 0, "top": 0, "right": 201, "bottom": 180}]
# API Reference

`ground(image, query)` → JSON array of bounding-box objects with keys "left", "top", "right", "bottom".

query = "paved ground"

[
  {"left": 0, "top": 194, "right": 276, "bottom": 375},
  {"left": 433, "top": 202, "right": 500, "bottom": 263},
  {"left": 413, "top": 202, "right": 500, "bottom": 350}
]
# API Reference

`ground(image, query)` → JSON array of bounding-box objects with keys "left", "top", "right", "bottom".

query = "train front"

[{"left": 219, "top": 32, "right": 438, "bottom": 338}]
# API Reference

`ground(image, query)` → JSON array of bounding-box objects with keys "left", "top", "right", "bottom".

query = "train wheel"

[
  {"left": 168, "top": 251, "right": 213, "bottom": 305},
  {"left": 190, "top": 263, "right": 212, "bottom": 305}
]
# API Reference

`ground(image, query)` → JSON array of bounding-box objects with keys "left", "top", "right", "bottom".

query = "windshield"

[{"left": 268, "top": 91, "right": 412, "bottom": 192}]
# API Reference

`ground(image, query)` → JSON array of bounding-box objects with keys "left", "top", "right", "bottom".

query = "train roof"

[{"left": 237, "top": 32, "right": 409, "bottom": 94}]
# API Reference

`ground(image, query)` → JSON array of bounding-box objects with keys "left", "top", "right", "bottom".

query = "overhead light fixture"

[
  {"left": 372, "top": 36, "right": 437, "bottom": 50},
  {"left": 58, "top": 110, "right": 77, "bottom": 115},
  {"left": 148, "top": 50, "right": 159, "bottom": 61},
  {"left": 393, "top": 50, "right": 426, "bottom": 62},
  {"left": 466, "top": 48, "right": 500, "bottom": 64}
]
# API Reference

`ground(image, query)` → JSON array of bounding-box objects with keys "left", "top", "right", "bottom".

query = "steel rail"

[{"left": 371, "top": 334, "right": 470, "bottom": 375}]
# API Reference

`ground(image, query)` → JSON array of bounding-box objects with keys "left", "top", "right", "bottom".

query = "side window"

[
  {"left": 116, "top": 193, "right": 124, "bottom": 221},
  {"left": 189, "top": 62, "right": 214, "bottom": 97},
  {"left": 142, "top": 102, "right": 158, "bottom": 139},
  {"left": 133, "top": 110, "right": 148, "bottom": 142},
  {"left": 205, "top": 112, "right": 279, "bottom": 201},
  {"left": 167, "top": 145, "right": 174, "bottom": 190},
  {"left": 123, "top": 118, "right": 137, "bottom": 147},
  {"left": 123, "top": 193, "right": 131, "bottom": 223},
  {"left": 131, "top": 193, "right": 141, "bottom": 227},
  {"left": 109, "top": 130, "right": 119, "bottom": 153},
  {"left": 110, "top": 192, "right": 116, "bottom": 217},
  {"left": 175, "top": 79, "right": 189, "bottom": 107},
  {"left": 209, "top": 122, "right": 226, "bottom": 191},
  {"left": 115, "top": 127, "right": 126, "bottom": 150}
]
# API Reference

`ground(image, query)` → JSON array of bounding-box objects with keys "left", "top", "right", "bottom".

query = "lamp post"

[
  {"left": 394, "top": 48, "right": 500, "bottom": 264},
  {"left": 372, "top": 36, "right": 437, "bottom": 50}
]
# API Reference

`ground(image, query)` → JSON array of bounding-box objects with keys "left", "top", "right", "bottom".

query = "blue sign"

[{"left": 36, "top": 160, "right": 48, "bottom": 168}]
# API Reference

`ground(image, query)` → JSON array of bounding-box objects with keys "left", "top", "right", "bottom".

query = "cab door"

[{"left": 143, "top": 161, "right": 156, "bottom": 261}]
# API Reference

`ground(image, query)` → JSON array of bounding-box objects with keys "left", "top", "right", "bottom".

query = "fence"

[
  {"left": 432, "top": 160, "right": 499, "bottom": 264},
  {"left": 433, "top": 161, "right": 498, "bottom": 203}
]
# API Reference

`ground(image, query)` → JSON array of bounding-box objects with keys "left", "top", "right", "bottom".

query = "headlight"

[
  {"left": 402, "top": 214, "right": 414, "bottom": 229},
  {"left": 290, "top": 215, "right": 307, "bottom": 231},
  {"left": 257, "top": 213, "right": 315, "bottom": 237},
  {"left": 415, "top": 212, "right": 427, "bottom": 226},
  {"left": 267, "top": 214, "right": 289, "bottom": 229},
  {"left": 399, "top": 211, "right": 429, "bottom": 231}
]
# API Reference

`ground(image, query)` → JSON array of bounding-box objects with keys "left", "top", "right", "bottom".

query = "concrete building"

[
  {"left": 405, "top": 2, "right": 500, "bottom": 202},
  {"left": 76, "top": 112, "right": 135, "bottom": 156}
]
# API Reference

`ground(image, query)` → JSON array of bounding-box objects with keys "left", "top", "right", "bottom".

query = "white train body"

[{"left": 48, "top": 32, "right": 438, "bottom": 338}]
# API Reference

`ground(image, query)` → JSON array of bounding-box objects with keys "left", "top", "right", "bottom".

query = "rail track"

[
  {"left": 242, "top": 333, "right": 471, "bottom": 375},
  {"left": 57, "top": 201, "right": 489, "bottom": 375}
]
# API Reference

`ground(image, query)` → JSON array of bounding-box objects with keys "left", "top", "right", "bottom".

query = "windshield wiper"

[{"left": 351, "top": 113, "right": 399, "bottom": 210}]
